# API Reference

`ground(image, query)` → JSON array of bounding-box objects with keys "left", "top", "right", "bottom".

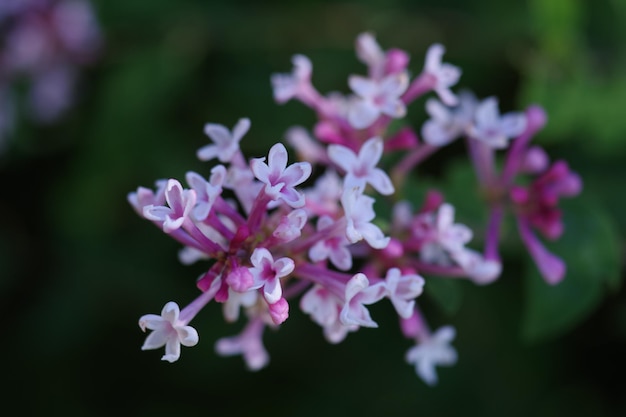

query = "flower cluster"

[
  {"left": 0, "top": 0, "right": 102, "bottom": 150},
  {"left": 130, "top": 32, "right": 581, "bottom": 385}
]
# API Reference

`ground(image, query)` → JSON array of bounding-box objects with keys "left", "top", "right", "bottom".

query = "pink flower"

[
  {"left": 355, "top": 32, "right": 386, "bottom": 79},
  {"left": 340, "top": 273, "right": 386, "bottom": 328},
  {"left": 139, "top": 302, "right": 199, "bottom": 363},
  {"left": 452, "top": 249, "right": 502, "bottom": 285},
  {"left": 271, "top": 54, "right": 313, "bottom": 103},
  {"left": 273, "top": 209, "right": 308, "bottom": 242},
  {"left": 197, "top": 118, "right": 250, "bottom": 162},
  {"left": 347, "top": 72, "right": 409, "bottom": 129},
  {"left": 301, "top": 285, "right": 356, "bottom": 344},
  {"left": 384, "top": 268, "right": 425, "bottom": 318},
  {"left": 285, "top": 126, "right": 328, "bottom": 164},
  {"left": 423, "top": 44, "right": 461, "bottom": 106},
  {"left": 342, "top": 187, "right": 390, "bottom": 249},
  {"left": 405, "top": 325, "right": 458, "bottom": 385},
  {"left": 303, "top": 170, "right": 343, "bottom": 217},
  {"left": 250, "top": 142, "right": 312, "bottom": 208},
  {"left": 143, "top": 179, "right": 196, "bottom": 233},
  {"left": 418, "top": 203, "right": 473, "bottom": 265},
  {"left": 467, "top": 97, "right": 527, "bottom": 149},
  {"left": 248, "top": 248, "right": 295, "bottom": 304},
  {"left": 309, "top": 215, "right": 353, "bottom": 271},
  {"left": 511, "top": 160, "right": 582, "bottom": 240},
  {"left": 421, "top": 92, "right": 477, "bottom": 146},
  {"left": 328, "top": 137, "right": 395, "bottom": 195},
  {"left": 185, "top": 164, "right": 226, "bottom": 221},
  {"left": 215, "top": 319, "right": 269, "bottom": 371},
  {"left": 222, "top": 289, "right": 258, "bottom": 323},
  {"left": 355, "top": 32, "right": 409, "bottom": 80},
  {"left": 127, "top": 179, "right": 167, "bottom": 216}
]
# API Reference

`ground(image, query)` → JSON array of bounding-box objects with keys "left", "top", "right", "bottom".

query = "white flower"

[
  {"left": 304, "top": 169, "right": 343, "bottom": 217},
  {"left": 355, "top": 32, "right": 386, "bottom": 79},
  {"left": 271, "top": 54, "right": 313, "bottom": 103},
  {"left": 250, "top": 142, "right": 312, "bottom": 208},
  {"left": 406, "top": 326, "right": 458, "bottom": 385},
  {"left": 142, "top": 179, "right": 196, "bottom": 233},
  {"left": 467, "top": 97, "right": 527, "bottom": 149},
  {"left": 347, "top": 72, "right": 409, "bottom": 129},
  {"left": 342, "top": 187, "right": 390, "bottom": 249},
  {"left": 301, "top": 285, "right": 357, "bottom": 344},
  {"left": 139, "top": 302, "right": 199, "bottom": 363},
  {"left": 215, "top": 319, "right": 269, "bottom": 371},
  {"left": 421, "top": 91, "right": 477, "bottom": 146},
  {"left": 309, "top": 215, "right": 353, "bottom": 271},
  {"left": 328, "top": 137, "right": 395, "bottom": 196},
  {"left": 384, "top": 268, "right": 425, "bottom": 318},
  {"left": 197, "top": 118, "right": 250, "bottom": 162},
  {"left": 273, "top": 209, "right": 308, "bottom": 242},
  {"left": 340, "top": 273, "right": 386, "bottom": 328},
  {"left": 185, "top": 164, "right": 226, "bottom": 221},
  {"left": 452, "top": 249, "right": 502, "bottom": 285},
  {"left": 423, "top": 44, "right": 461, "bottom": 106},
  {"left": 301, "top": 285, "right": 341, "bottom": 327},
  {"left": 223, "top": 289, "right": 259, "bottom": 323},
  {"left": 418, "top": 203, "right": 473, "bottom": 266},
  {"left": 127, "top": 179, "right": 167, "bottom": 216},
  {"left": 285, "top": 126, "right": 327, "bottom": 164},
  {"left": 248, "top": 248, "right": 294, "bottom": 304}
]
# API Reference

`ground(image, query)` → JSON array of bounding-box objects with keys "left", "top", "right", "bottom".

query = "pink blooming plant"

[
  {"left": 0, "top": 0, "right": 102, "bottom": 150},
  {"left": 130, "top": 32, "right": 581, "bottom": 385}
]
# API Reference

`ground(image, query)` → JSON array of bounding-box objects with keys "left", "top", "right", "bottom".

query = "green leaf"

[
  {"left": 521, "top": 198, "right": 622, "bottom": 342},
  {"left": 425, "top": 277, "right": 464, "bottom": 316}
]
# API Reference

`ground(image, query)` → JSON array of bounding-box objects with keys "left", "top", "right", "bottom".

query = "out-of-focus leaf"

[
  {"left": 522, "top": 198, "right": 622, "bottom": 342},
  {"left": 528, "top": 0, "right": 582, "bottom": 64},
  {"left": 425, "top": 277, "right": 464, "bottom": 316}
]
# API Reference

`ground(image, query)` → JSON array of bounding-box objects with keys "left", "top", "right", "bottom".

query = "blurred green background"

[{"left": 2, "top": 0, "right": 625, "bottom": 416}]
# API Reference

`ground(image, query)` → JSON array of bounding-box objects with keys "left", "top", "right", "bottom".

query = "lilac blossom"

[
  {"left": 185, "top": 165, "right": 227, "bottom": 221},
  {"left": 355, "top": 32, "right": 386, "bottom": 79},
  {"left": 301, "top": 285, "right": 341, "bottom": 328},
  {"left": 0, "top": 0, "right": 101, "bottom": 146},
  {"left": 355, "top": 32, "right": 410, "bottom": 80},
  {"left": 127, "top": 179, "right": 167, "bottom": 215},
  {"left": 406, "top": 325, "right": 458, "bottom": 386},
  {"left": 328, "top": 137, "right": 394, "bottom": 195},
  {"left": 384, "top": 268, "right": 425, "bottom": 318},
  {"left": 421, "top": 91, "right": 477, "bottom": 146},
  {"left": 510, "top": 160, "right": 582, "bottom": 284},
  {"left": 143, "top": 179, "right": 196, "bottom": 233},
  {"left": 347, "top": 72, "right": 409, "bottom": 129},
  {"left": 130, "top": 33, "right": 582, "bottom": 385},
  {"left": 467, "top": 97, "right": 527, "bottom": 149},
  {"left": 139, "top": 302, "right": 199, "bottom": 363},
  {"left": 198, "top": 118, "right": 250, "bottom": 162},
  {"left": 271, "top": 54, "right": 317, "bottom": 105},
  {"left": 340, "top": 273, "right": 386, "bottom": 328},
  {"left": 250, "top": 142, "right": 312, "bottom": 208},
  {"left": 273, "top": 209, "right": 308, "bottom": 242},
  {"left": 303, "top": 169, "right": 343, "bottom": 217},
  {"left": 421, "top": 43, "right": 461, "bottom": 105},
  {"left": 248, "top": 248, "right": 295, "bottom": 305},
  {"left": 309, "top": 215, "right": 353, "bottom": 271},
  {"left": 342, "top": 187, "right": 390, "bottom": 249},
  {"left": 285, "top": 126, "right": 328, "bottom": 164},
  {"left": 301, "top": 285, "right": 357, "bottom": 344},
  {"left": 215, "top": 319, "right": 269, "bottom": 371}
]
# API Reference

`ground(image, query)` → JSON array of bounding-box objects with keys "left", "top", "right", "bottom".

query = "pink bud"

[
  {"left": 384, "top": 48, "right": 410, "bottom": 75},
  {"left": 226, "top": 266, "right": 254, "bottom": 292},
  {"left": 268, "top": 298, "right": 289, "bottom": 325}
]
